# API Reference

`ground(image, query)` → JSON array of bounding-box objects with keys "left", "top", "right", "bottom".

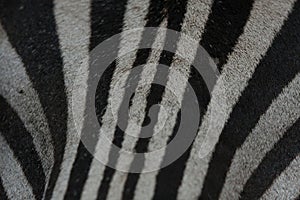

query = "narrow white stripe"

[
  {"left": 177, "top": 0, "right": 296, "bottom": 199},
  {"left": 0, "top": 134, "right": 35, "bottom": 200},
  {"left": 106, "top": 19, "right": 168, "bottom": 200},
  {"left": 0, "top": 25, "right": 53, "bottom": 178},
  {"left": 132, "top": 0, "right": 213, "bottom": 199},
  {"left": 220, "top": 73, "right": 300, "bottom": 200},
  {"left": 81, "top": 1, "right": 150, "bottom": 199},
  {"left": 52, "top": 0, "right": 91, "bottom": 199},
  {"left": 261, "top": 155, "right": 300, "bottom": 200}
]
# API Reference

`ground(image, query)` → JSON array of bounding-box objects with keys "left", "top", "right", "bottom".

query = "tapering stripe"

[
  {"left": 240, "top": 118, "right": 300, "bottom": 199},
  {"left": 63, "top": 0, "right": 128, "bottom": 199},
  {"left": 199, "top": 1, "right": 300, "bottom": 199},
  {"left": 51, "top": 0, "right": 91, "bottom": 199},
  {"left": 0, "top": 1, "right": 68, "bottom": 199},
  {"left": 0, "top": 96, "right": 45, "bottom": 199}
]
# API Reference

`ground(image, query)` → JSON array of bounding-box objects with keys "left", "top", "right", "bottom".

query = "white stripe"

[
  {"left": 0, "top": 134, "right": 35, "bottom": 200},
  {"left": 80, "top": 1, "right": 150, "bottom": 199},
  {"left": 52, "top": 0, "right": 91, "bottom": 199},
  {"left": 219, "top": 73, "right": 300, "bottom": 200},
  {"left": 106, "top": 19, "right": 168, "bottom": 200},
  {"left": 261, "top": 155, "right": 300, "bottom": 200},
  {"left": 133, "top": 0, "right": 214, "bottom": 199},
  {"left": 0, "top": 25, "right": 53, "bottom": 178},
  {"left": 177, "top": 0, "right": 296, "bottom": 199}
]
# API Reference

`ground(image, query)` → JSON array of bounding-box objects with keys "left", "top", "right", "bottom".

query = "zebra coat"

[{"left": 0, "top": 0, "right": 299, "bottom": 199}]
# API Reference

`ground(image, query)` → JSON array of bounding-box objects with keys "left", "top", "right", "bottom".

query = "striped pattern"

[{"left": 0, "top": 0, "right": 299, "bottom": 199}]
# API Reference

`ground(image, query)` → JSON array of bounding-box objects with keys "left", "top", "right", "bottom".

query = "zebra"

[{"left": 0, "top": 0, "right": 299, "bottom": 199}]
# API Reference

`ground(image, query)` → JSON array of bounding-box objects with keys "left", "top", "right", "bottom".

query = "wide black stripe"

[
  {"left": 199, "top": 1, "right": 300, "bottom": 199},
  {"left": 240, "top": 118, "right": 300, "bottom": 200},
  {"left": 0, "top": 1, "right": 68, "bottom": 199},
  {"left": 0, "top": 96, "right": 45, "bottom": 199},
  {"left": 200, "top": 0, "right": 254, "bottom": 70},
  {"left": 121, "top": 1, "right": 189, "bottom": 199},
  {"left": 0, "top": 177, "right": 9, "bottom": 200},
  {"left": 64, "top": 0, "right": 128, "bottom": 199}
]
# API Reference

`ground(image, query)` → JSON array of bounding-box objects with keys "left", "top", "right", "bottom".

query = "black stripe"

[
  {"left": 65, "top": 61, "right": 117, "bottom": 200},
  {"left": 96, "top": 125, "right": 125, "bottom": 200},
  {"left": 121, "top": 83, "right": 165, "bottom": 200},
  {"left": 153, "top": 67, "right": 210, "bottom": 200},
  {"left": 63, "top": 0, "right": 128, "bottom": 199},
  {"left": 0, "top": 177, "right": 9, "bottom": 200},
  {"left": 144, "top": 0, "right": 167, "bottom": 27},
  {"left": 121, "top": 1, "right": 189, "bottom": 199},
  {"left": 96, "top": 0, "right": 167, "bottom": 199},
  {"left": 240, "top": 118, "right": 300, "bottom": 200},
  {"left": 199, "top": 1, "right": 300, "bottom": 199},
  {"left": 97, "top": 51, "right": 162, "bottom": 200},
  {"left": 296, "top": 193, "right": 300, "bottom": 200},
  {"left": 0, "top": 1, "right": 67, "bottom": 199},
  {"left": 154, "top": 0, "right": 255, "bottom": 197},
  {"left": 200, "top": 0, "right": 254, "bottom": 70},
  {"left": 0, "top": 96, "right": 45, "bottom": 199}
]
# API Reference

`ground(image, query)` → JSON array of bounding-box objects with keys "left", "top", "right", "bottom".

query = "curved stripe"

[
  {"left": 261, "top": 155, "right": 300, "bottom": 199},
  {"left": 240, "top": 118, "right": 300, "bottom": 199},
  {"left": 51, "top": 0, "right": 91, "bottom": 199},
  {"left": 199, "top": 0, "right": 300, "bottom": 198},
  {"left": 220, "top": 73, "right": 300, "bottom": 199},
  {"left": 0, "top": 133, "right": 35, "bottom": 200},
  {"left": 0, "top": 25, "right": 53, "bottom": 178},
  {"left": 0, "top": 1, "right": 68, "bottom": 199},
  {"left": 177, "top": 0, "right": 296, "bottom": 199},
  {"left": 0, "top": 96, "right": 45, "bottom": 199}
]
